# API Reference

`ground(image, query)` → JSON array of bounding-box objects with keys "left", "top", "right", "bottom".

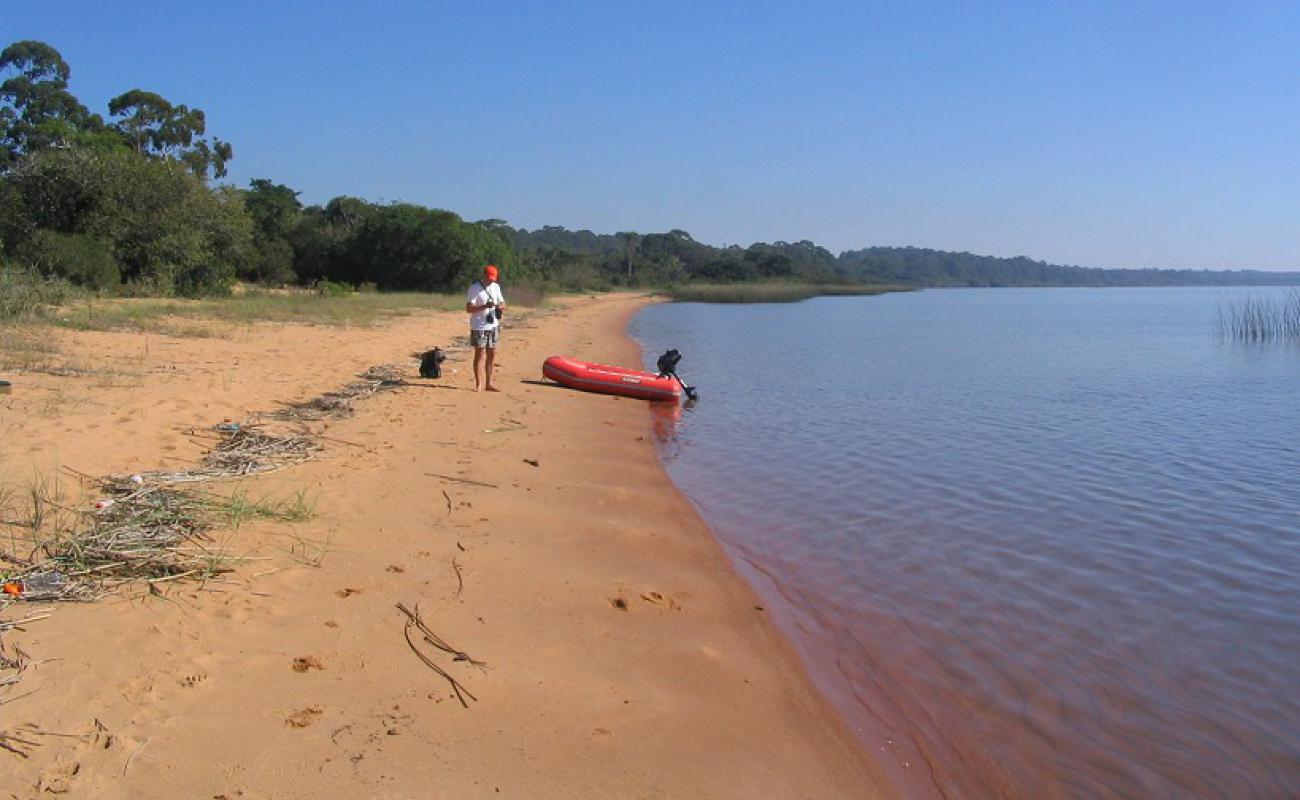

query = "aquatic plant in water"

[{"left": 1217, "top": 289, "right": 1300, "bottom": 340}]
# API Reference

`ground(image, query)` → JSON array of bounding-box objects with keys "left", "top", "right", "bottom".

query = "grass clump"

[
  {"left": 50, "top": 289, "right": 464, "bottom": 334},
  {"left": 0, "top": 268, "right": 81, "bottom": 322},
  {"left": 208, "top": 486, "right": 318, "bottom": 530},
  {"left": 665, "top": 282, "right": 911, "bottom": 304}
]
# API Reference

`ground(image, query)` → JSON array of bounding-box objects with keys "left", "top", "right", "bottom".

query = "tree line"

[
  {"left": 836, "top": 247, "right": 1300, "bottom": 287},
  {"left": 2, "top": 39, "right": 1297, "bottom": 299}
]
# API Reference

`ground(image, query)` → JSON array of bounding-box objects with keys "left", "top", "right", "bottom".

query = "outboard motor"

[
  {"left": 656, "top": 349, "right": 682, "bottom": 377},
  {"left": 655, "top": 349, "right": 698, "bottom": 401}
]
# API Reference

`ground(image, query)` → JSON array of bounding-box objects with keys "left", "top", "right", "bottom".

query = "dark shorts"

[{"left": 470, "top": 328, "right": 499, "bottom": 349}]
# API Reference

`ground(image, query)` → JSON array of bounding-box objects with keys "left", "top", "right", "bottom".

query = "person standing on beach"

[{"left": 466, "top": 264, "right": 506, "bottom": 391}]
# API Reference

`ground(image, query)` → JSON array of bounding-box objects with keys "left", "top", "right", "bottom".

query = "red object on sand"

[{"left": 542, "top": 355, "right": 682, "bottom": 402}]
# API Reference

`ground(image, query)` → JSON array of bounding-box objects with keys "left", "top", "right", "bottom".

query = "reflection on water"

[
  {"left": 648, "top": 396, "right": 691, "bottom": 455},
  {"left": 632, "top": 288, "right": 1300, "bottom": 799}
]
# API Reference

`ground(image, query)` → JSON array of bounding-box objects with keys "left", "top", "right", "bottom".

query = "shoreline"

[{"left": 0, "top": 292, "right": 891, "bottom": 797}]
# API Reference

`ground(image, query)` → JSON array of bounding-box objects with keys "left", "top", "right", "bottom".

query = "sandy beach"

[{"left": 0, "top": 293, "right": 889, "bottom": 798}]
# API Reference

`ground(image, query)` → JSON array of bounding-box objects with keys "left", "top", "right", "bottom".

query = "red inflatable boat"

[{"left": 542, "top": 355, "right": 682, "bottom": 402}]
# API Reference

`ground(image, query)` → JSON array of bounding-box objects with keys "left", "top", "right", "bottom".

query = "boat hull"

[{"left": 542, "top": 355, "right": 681, "bottom": 402}]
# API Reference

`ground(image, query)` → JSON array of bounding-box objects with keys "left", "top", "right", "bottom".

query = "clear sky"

[{"left": 6, "top": 1, "right": 1299, "bottom": 269}]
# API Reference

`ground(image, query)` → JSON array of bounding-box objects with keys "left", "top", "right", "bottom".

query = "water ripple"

[{"left": 634, "top": 288, "right": 1300, "bottom": 798}]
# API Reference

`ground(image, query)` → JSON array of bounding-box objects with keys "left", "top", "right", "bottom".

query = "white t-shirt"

[{"left": 467, "top": 281, "right": 505, "bottom": 331}]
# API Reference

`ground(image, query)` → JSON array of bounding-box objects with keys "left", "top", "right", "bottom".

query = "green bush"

[
  {"left": 19, "top": 229, "right": 119, "bottom": 289},
  {"left": 2, "top": 148, "right": 252, "bottom": 296},
  {"left": 315, "top": 280, "right": 353, "bottom": 297}
]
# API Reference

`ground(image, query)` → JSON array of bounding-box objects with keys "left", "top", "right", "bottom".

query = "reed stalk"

[{"left": 1217, "top": 289, "right": 1300, "bottom": 341}]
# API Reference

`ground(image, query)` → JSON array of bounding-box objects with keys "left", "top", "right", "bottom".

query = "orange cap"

[{"left": 484, "top": 265, "right": 499, "bottom": 281}]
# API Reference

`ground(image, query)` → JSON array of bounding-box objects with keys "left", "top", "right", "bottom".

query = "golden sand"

[{"left": 0, "top": 294, "right": 887, "bottom": 798}]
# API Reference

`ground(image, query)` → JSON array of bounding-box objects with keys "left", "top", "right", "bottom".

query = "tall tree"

[
  {"left": 108, "top": 89, "right": 232, "bottom": 178},
  {"left": 618, "top": 231, "right": 640, "bottom": 284},
  {"left": 0, "top": 40, "right": 99, "bottom": 168}
]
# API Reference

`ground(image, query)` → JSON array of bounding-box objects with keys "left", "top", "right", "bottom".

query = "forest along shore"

[{"left": 0, "top": 293, "right": 890, "bottom": 798}]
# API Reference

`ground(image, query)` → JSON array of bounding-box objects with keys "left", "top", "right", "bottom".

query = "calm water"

[{"left": 630, "top": 287, "right": 1300, "bottom": 799}]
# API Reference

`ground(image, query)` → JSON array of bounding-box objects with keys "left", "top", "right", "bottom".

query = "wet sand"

[{"left": 0, "top": 293, "right": 889, "bottom": 798}]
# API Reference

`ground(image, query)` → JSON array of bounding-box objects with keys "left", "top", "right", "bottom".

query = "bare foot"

[{"left": 486, "top": 385, "right": 501, "bottom": 392}]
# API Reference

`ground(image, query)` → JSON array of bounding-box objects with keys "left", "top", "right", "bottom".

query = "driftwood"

[
  {"left": 424, "top": 473, "right": 497, "bottom": 489},
  {"left": 451, "top": 558, "right": 464, "bottom": 598},
  {"left": 395, "top": 603, "right": 484, "bottom": 708}
]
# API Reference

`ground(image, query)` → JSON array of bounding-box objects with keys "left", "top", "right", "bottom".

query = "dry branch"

[{"left": 396, "top": 603, "right": 481, "bottom": 708}]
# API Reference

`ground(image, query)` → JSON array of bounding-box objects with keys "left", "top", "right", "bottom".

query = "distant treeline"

[
  {"left": 836, "top": 247, "right": 1300, "bottom": 287},
  {"left": 2, "top": 39, "right": 1297, "bottom": 299}
]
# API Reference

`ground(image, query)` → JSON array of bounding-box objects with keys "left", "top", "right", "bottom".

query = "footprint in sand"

[
  {"left": 286, "top": 706, "right": 323, "bottom": 728},
  {"left": 291, "top": 656, "right": 325, "bottom": 673},
  {"left": 179, "top": 672, "right": 209, "bottom": 688},
  {"left": 640, "top": 591, "right": 683, "bottom": 611},
  {"left": 336, "top": 587, "right": 363, "bottom": 598}
]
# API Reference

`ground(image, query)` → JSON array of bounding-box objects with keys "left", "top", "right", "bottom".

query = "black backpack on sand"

[{"left": 419, "top": 348, "right": 446, "bottom": 379}]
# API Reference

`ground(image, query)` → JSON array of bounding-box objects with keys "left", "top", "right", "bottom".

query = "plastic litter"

[
  {"left": 94, "top": 498, "right": 115, "bottom": 510},
  {"left": 18, "top": 571, "right": 68, "bottom": 597}
]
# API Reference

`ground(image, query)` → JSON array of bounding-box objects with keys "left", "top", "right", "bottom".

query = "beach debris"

[
  {"left": 451, "top": 557, "right": 464, "bottom": 598},
  {"left": 128, "top": 423, "right": 321, "bottom": 485},
  {"left": 424, "top": 473, "right": 498, "bottom": 489},
  {"left": 201, "top": 426, "right": 318, "bottom": 476},
  {"left": 0, "top": 728, "right": 39, "bottom": 758},
  {"left": 1, "top": 481, "right": 224, "bottom": 604},
  {"left": 9, "top": 571, "right": 67, "bottom": 600},
  {"left": 266, "top": 364, "right": 406, "bottom": 421},
  {"left": 0, "top": 613, "right": 48, "bottom": 723},
  {"left": 395, "top": 603, "right": 484, "bottom": 708}
]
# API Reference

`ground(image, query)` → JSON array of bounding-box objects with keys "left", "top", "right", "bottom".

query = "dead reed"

[
  {"left": 1, "top": 479, "right": 225, "bottom": 603},
  {"left": 265, "top": 364, "right": 406, "bottom": 421}
]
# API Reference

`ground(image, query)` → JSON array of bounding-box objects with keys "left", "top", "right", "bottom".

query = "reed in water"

[{"left": 1217, "top": 289, "right": 1300, "bottom": 340}]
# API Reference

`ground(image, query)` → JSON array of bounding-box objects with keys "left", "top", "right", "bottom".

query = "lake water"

[{"left": 630, "top": 287, "right": 1300, "bottom": 799}]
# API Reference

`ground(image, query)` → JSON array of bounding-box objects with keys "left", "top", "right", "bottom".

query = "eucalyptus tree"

[
  {"left": 618, "top": 231, "right": 640, "bottom": 284},
  {"left": 108, "top": 89, "right": 232, "bottom": 178},
  {"left": 0, "top": 40, "right": 102, "bottom": 168}
]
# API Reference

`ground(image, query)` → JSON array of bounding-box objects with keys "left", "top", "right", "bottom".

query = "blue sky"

[{"left": 6, "top": 1, "right": 1298, "bottom": 269}]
